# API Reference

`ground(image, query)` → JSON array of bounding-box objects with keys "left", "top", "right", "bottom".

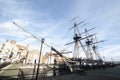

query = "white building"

[
  {"left": 26, "top": 49, "right": 39, "bottom": 64},
  {"left": 0, "top": 40, "right": 29, "bottom": 63}
]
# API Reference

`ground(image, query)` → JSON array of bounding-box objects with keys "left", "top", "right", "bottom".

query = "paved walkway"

[{"left": 0, "top": 64, "right": 19, "bottom": 79}]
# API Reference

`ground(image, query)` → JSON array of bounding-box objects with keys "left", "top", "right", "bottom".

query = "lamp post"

[{"left": 35, "top": 38, "right": 45, "bottom": 80}]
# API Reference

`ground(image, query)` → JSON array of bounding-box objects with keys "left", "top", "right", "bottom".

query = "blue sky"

[{"left": 0, "top": 0, "right": 120, "bottom": 61}]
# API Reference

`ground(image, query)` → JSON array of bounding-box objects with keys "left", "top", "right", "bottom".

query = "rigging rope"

[{"left": 12, "top": 22, "right": 51, "bottom": 48}]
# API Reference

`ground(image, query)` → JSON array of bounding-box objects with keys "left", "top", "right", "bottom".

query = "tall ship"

[{"left": 55, "top": 20, "right": 106, "bottom": 74}]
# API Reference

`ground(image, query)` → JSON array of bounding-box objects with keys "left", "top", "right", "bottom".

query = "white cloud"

[
  {"left": 0, "top": 21, "right": 17, "bottom": 31},
  {"left": 100, "top": 45, "right": 120, "bottom": 61},
  {"left": 0, "top": 19, "right": 30, "bottom": 31}
]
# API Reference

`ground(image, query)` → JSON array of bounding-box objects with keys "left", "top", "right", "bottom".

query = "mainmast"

[
  {"left": 85, "top": 28, "right": 93, "bottom": 60},
  {"left": 84, "top": 29, "right": 105, "bottom": 61}
]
